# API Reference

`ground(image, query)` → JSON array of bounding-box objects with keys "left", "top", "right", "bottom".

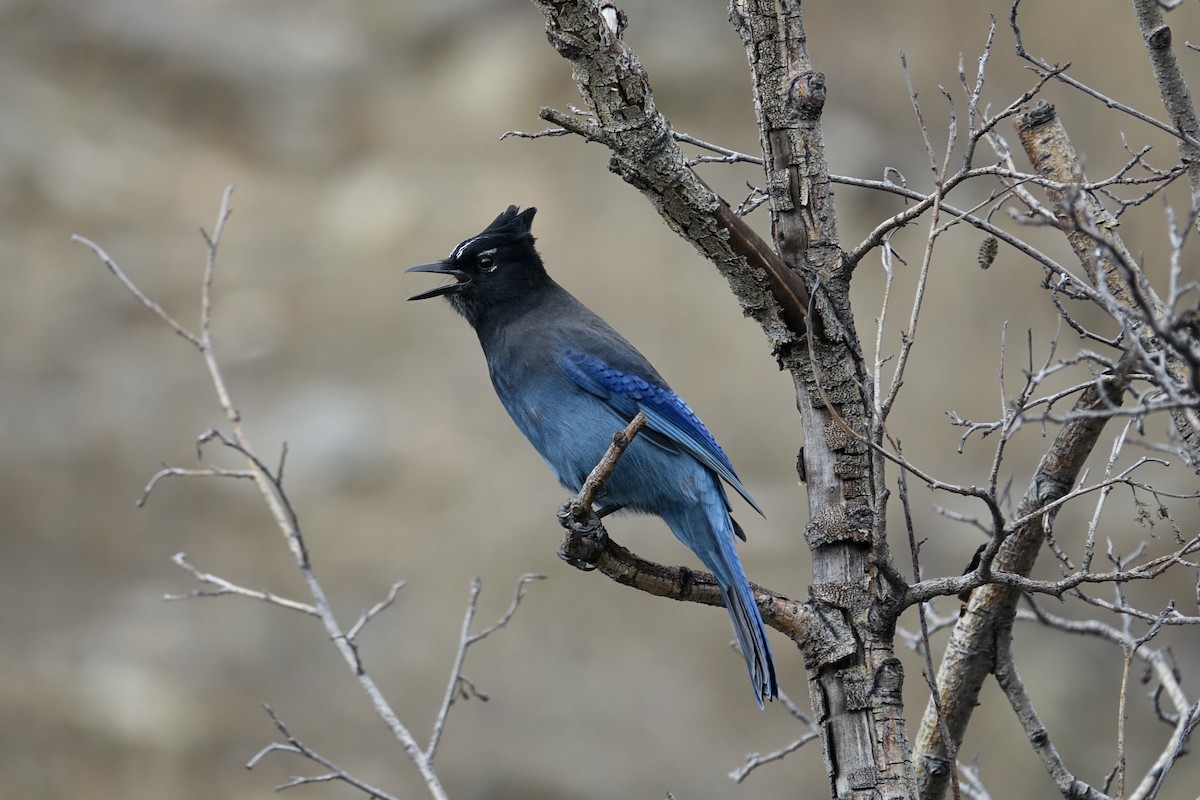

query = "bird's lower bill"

[{"left": 405, "top": 263, "right": 470, "bottom": 301}]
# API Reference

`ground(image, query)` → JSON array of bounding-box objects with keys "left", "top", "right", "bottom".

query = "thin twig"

[
  {"left": 165, "top": 552, "right": 318, "bottom": 615},
  {"left": 499, "top": 126, "right": 570, "bottom": 141},
  {"left": 896, "top": 441, "right": 960, "bottom": 799},
  {"left": 994, "top": 625, "right": 1111, "bottom": 799},
  {"left": 137, "top": 465, "right": 257, "bottom": 507},
  {"left": 247, "top": 705, "right": 400, "bottom": 799},
  {"left": 1022, "top": 600, "right": 1200, "bottom": 799},
  {"left": 1011, "top": 0, "right": 1200, "bottom": 152},
  {"left": 466, "top": 572, "right": 546, "bottom": 646},
  {"left": 71, "top": 235, "right": 203, "bottom": 348},
  {"left": 425, "top": 573, "right": 546, "bottom": 762},
  {"left": 728, "top": 733, "right": 820, "bottom": 783},
  {"left": 728, "top": 683, "right": 820, "bottom": 782},
  {"left": 346, "top": 580, "right": 407, "bottom": 643}
]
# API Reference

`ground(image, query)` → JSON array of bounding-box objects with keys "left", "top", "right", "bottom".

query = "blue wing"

[{"left": 559, "top": 348, "right": 764, "bottom": 517}]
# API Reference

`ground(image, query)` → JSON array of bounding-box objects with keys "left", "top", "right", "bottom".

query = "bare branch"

[
  {"left": 912, "top": 350, "right": 1130, "bottom": 795},
  {"left": 71, "top": 234, "right": 202, "bottom": 348},
  {"left": 1011, "top": 0, "right": 1200, "bottom": 152},
  {"left": 1022, "top": 601, "right": 1200, "bottom": 799},
  {"left": 345, "top": 580, "right": 407, "bottom": 643},
  {"left": 841, "top": 173, "right": 1068, "bottom": 273},
  {"left": 728, "top": 681, "right": 821, "bottom": 782},
  {"left": 900, "top": 51, "right": 940, "bottom": 176},
  {"left": 79, "top": 189, "right": 452, "bottom": 800},
  {"left": 425, "top": 574, "right": 546, "bottom": 763},
  {"left": 896, "top": 442, "right": 960, "bottom": 797},
  {"left": 247, "top": 705, "right": 399, "bottom": 800},
  {"left": 165, "top": 552, "right": 318, "bottom": 615},
  {"left": 199, "top": 184, "right": 234, "bottom": 343},
  {"left": 994, "top": 625, "right": 1114, "bottom": 800},
  {"left": 559, "top": 511, "right": 830, "bottom": 641},
  {"left": 467, "top": 572, "right": 545, "bottom": 646},
  {"left": 673, "top": 131, "right": 763, "bottom": 166},
  {"left": 1141, "top": 702, "right": 1200, "bottom": 800},
  {"left": 499, "top": 126, "right": 570, "bottom": 141},
  {"left": 137, "top": 465, "right": 257, "bottom": 507},
  {"left": 728, "top": 732, "right": 820, "bottom": 783},
  {"left": 1131, "top": 0, "right": 1200, "bottom": 214}
]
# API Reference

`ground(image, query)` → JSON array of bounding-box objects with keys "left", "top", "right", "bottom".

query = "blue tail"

[{"left": 663, "top": 499, "right": 778, "bottom": 708}]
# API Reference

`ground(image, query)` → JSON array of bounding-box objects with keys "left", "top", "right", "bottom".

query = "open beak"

[{"left": 405, "top": 262, "right": 469, "bottom": 301}]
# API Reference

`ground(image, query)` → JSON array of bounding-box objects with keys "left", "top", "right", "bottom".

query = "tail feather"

[
  {"left": 721, "top": 561, "right": 778, "bottom": 708},
  {"left": 664, "top": 500, "right": 777, "bottom": 707}
]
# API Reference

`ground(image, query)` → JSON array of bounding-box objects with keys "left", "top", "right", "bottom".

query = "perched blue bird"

[{"left": 407, "top": 206, "right": 777, "bottom": 707}]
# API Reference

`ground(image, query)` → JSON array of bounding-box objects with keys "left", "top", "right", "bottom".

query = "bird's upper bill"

[{"left": 405, "top": 261, "right": 469, "bottom": 301}]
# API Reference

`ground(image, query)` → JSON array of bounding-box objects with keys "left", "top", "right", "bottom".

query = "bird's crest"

[
  {"left": 484, "top": 205, "right": 537, "bottom": 235},
  {"left": 448, "top": 205, "right": 537, "bottom": 263}
]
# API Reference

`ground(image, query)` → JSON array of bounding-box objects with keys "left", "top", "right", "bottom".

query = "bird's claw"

[
  {"left": 556, "top": 547, "right": 599, "bottom": 571},
  {"left": 556, "top": 499, "right": 609, "bottom": 572},
  {"left": 557, "top": 499, "right": 600, "bottom": 534}
]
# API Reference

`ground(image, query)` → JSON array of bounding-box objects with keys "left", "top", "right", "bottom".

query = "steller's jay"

[{"left": 407, "top": 205, "right": 777, "bottom": 707}]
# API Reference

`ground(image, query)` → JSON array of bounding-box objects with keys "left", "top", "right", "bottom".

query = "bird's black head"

[{"left": 406, "top": 205, "right": 549, "bottom": 328}]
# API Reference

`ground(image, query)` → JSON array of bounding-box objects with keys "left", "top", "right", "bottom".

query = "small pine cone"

[{"left": 978, "top": 236, "right": 999, "bottom": 269}]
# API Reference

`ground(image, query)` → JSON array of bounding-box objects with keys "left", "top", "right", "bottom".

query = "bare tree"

[{"left": 509, "top": 1, "right": 1200, "bottom": 798}]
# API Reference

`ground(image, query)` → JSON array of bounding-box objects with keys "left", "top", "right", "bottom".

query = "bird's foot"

[
  {"left": 557, "top": 498, "right": 602, "bottom": 534},
  {"left": 556, "top": 499, "right": 609, "bottom": 571}
]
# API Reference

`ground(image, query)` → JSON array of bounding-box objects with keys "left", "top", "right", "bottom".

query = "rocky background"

[{"left": 3, "top": 1, "right": 1199, "bottom": 797}]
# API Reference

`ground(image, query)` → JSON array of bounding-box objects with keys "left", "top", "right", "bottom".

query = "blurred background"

[{"left": 3, "top": 0, "right": 1199, "bottom": 797}]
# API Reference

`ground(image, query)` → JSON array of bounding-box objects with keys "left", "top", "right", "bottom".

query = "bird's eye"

[{"left": 478, "top": 255, "right": 497, "bottom": 273}]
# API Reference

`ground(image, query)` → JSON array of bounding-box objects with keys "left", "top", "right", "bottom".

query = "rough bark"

[
  {"left": 1013, "top": 101, "right": 1148, "bottom": 311},
  {"left": 729, "top": 2, "right": 912, "bottom": 796}
]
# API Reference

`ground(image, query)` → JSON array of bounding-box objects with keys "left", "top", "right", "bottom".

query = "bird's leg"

[{"left": 556, "top": 498, "right": 609, "bottom": 571}]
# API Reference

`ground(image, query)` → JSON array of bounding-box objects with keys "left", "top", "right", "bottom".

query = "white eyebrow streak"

[{"left": 450, "top": 235, "right": 484, "bottom": 263}]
